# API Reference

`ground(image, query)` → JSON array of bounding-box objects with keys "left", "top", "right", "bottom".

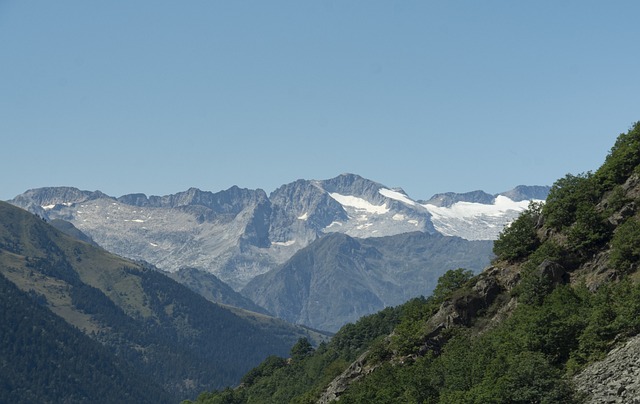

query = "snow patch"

[
  {"left": 408, "top": 220, "right": 419, "bottom": 225},
  {"left": 423, "top": 196, "right": 544, "bottom": 239},
  {"left": 298, "top": 212, "right": 309, "bottom": 221},
  {"left": 272, "top": 240, "right": 296, "bottom": 247},
  {"left": 392, "top": 213, "right": 406, "bottom": 221},
  {"left": 423, "top": 196, "right": 538, "bottom": 220},
  {"left": 42, "top": 204, "right": 56, "bottom": 210},
  {"left": 329, "top": 193, "right": 389, "bottom": 214},
  {"left": 325, "top": 221, "right": 343, "bottom": 228},
  {"left": 149, "top": 242, "right": 158, "bottom": 247},
  {"left": 124, "top": 219, "right": 145, "bottom": 223},
  {"left": 379, "top": 188, "right": 416, "bottom": 206}
]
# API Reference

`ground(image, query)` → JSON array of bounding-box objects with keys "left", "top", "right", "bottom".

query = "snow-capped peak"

[
  {"left": 328, "top": 192, "right": 390, "bottom": 215},
  {"left": 378, "top": 188, "right": 417, "bottom": 206}
]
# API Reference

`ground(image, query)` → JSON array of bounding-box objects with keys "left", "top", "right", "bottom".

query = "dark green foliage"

[
  {"left": 191, "top": 270, "right": 640, "bottom": 404},
  {"left": 544, "top": 173, "right": 596, "bottom": 231},
  {"left": 389, "top": 296, "right": 437, "bottom": 356},
  {"left": 457, "top": 351, "right": 575, "bottom": 404},
  {"left": 0, "top": 201, "right": 295, "bottom": 401},
  {"left": 541, "top": 123, "right": 640, "bottom": 262},
  {"left": 514, "top": 241, "right": 565, "bottom": 305},
  {"left": 187, "top": 298, "right": 407, "bottom": 403},
  {"left": 516, "top": 268, "right": 557, "bottom": 306},
  {"left": 569, "top": 280, "right": 640, "bottom": 370},
  {"left": 339, "top": 363, "right": 421, "bottom": 404},
  {"left": 290, "top": 337, "right": 314, "bottom": 360},
  {"left": 493, "top": 202, "right": 542, "bottom": 262},
  {"left": 391, "top": 269, "right": 473, "bottom": 355},
  {"left": 431, "top": 267, "right": 474, "bottom": 302},
  {"left": 541, "top": 172, "right": 613, "bottom": 264},
  {"left": 342, "top": 282, "right": 636, "bottom": 403},
  {"left": 240, "top": 356, "right": 287, "bottom": 386},
  {"left": 609, "top": 217, "right": 640, "bottom": 273},
  {"left": 603, "top": 185, "right": 630, "bottom": 216},
  {"left": 0, "top": 273, "right": 171, "bottom": 404},
  {"left": 595, "top": 121, "right": 640, "bottom": 189},
  {"left": 566, "top": 202, "right": 611, "bottom": 257},
  {"left": 347, "top": 279, "right": 640, "bottom": 403},
  {"left": 330, "top": 305, "right": 402, "bottom": 359}
]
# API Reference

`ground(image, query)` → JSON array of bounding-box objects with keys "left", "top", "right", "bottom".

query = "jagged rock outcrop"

[
  {"left": 422, "top": 270, "right": 504, "bottom": 337},
  {"left": 317, "top": 351, "right": 377, "bottom": 404},
  {"left": 317, "top": 266, "right": 509, "bottom": 402},
  {"left": 536, "top": 259, "right": 569, "bottom": 285},
  {"left": 574, "top": 333, "right": 640, "bottom": 403},
  {"left": 499, "top": 185, "right": 552, "bottom": 202},
  {"left": 422, "top": 190, "right": 495, "bottom": 207}
]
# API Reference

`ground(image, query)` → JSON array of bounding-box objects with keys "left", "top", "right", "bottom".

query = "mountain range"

[{"left": 9, "top": 175, "right": 548, "bottom": 331}]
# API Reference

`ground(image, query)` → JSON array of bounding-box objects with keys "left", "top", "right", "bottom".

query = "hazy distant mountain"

[
  {"left": 242, "top": 232, "right": 493, "bottom": 332},
  {"left": 167, "top": 267, "right": 271, "bottom": 315},
  {"left": 9, "top": 174, "right": 548, "bottom": 291}
]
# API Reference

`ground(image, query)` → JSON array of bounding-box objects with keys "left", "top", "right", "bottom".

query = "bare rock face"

[
  {"left": 317, "top": 352, "right": 375, "bottom": 404},
  {"left": 317, "top": 267, "right": 508, "bottom": 402},
  {"left": 537, "top": 259, "right": 569, "bottom": 285},
  {"left": 424, "top": 272, "right": 503, "bottom": 333},
  {"left": 574, "top": 334, "right": 640, "bottom": 403}
]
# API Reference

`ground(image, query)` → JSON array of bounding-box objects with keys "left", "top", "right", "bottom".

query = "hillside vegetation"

[
  {"left": 0, "top": 201, "right": 298, "bottom": 401},
  {"left": 187, "top": 122, "right": 640, "bottom": 403}
]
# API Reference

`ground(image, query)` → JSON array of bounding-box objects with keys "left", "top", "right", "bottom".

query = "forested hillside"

[
  {"left": 0, "top": 201, "right": 297, "bottom": 401},
  {"left": 0, "top": 273, "right": 171, "bottom": 404},
  {"left": 186, "top": 122, "right": 640, "bottom": 403}
]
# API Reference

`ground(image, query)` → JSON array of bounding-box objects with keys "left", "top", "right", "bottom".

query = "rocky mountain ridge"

[{"left": 9, "top": 175, "right": 548, "bottom": 290}]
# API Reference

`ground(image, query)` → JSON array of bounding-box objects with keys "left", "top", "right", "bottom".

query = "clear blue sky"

[{"left": 2, "top": 1, "right": 639, "bottom": 201}]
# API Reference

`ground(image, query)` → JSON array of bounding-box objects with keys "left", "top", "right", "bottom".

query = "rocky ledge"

[{"left": 574, "top": 333, "right": 640, "bottom": 403}]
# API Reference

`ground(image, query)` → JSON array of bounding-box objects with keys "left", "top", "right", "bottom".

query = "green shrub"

[
  {"left": 544, "top": 173, "right": 596, "bottom": 230},
  {"left": 493, "top": 202, "right": 542, "bottom": 262},
  {"left": 566, "top": 203, "right": 611, "bottom": 257},
  {"left": 595, "top": 121, "right": 640, "bottom": 190},
  {"left": 609, "top": 217, "right": 640, "bottom": 274}
]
